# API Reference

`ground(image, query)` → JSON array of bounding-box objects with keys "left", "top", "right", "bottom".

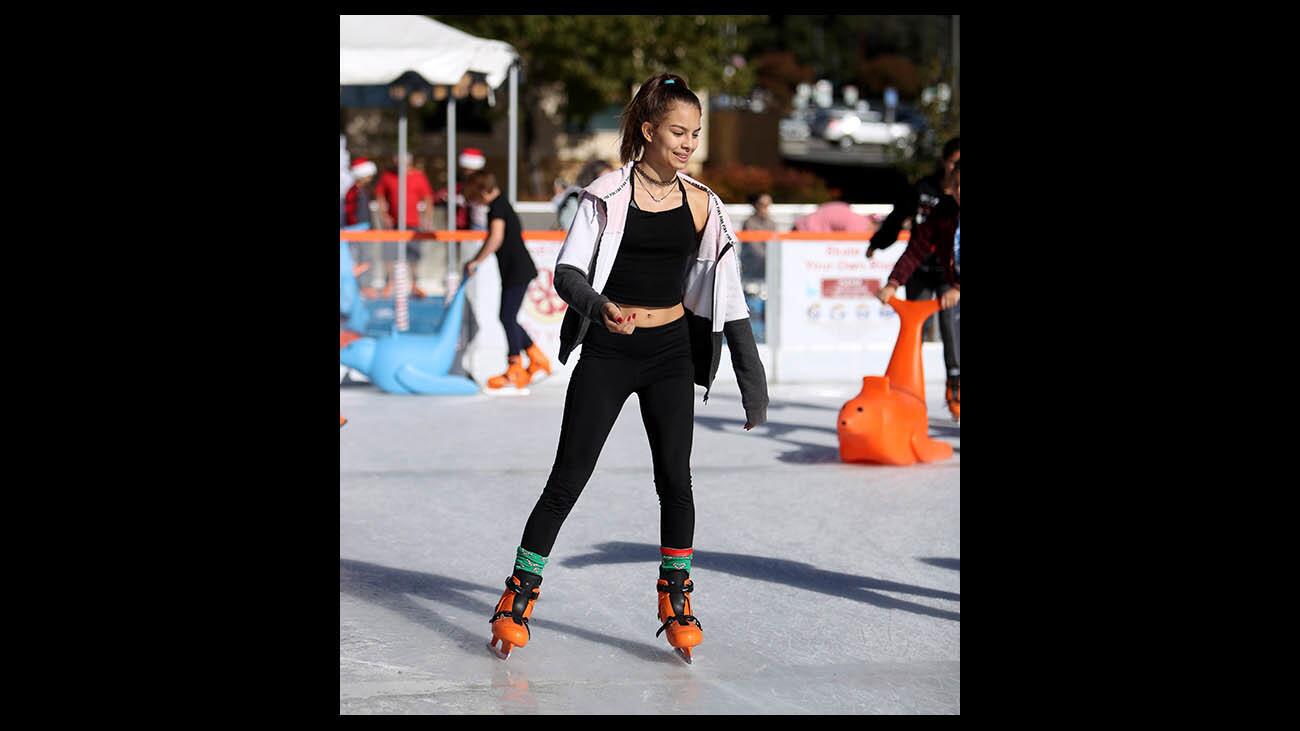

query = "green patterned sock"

[
  {"left": 514, "top": 546, "right": 549, "bottom": 575},
  {"left": 660, "top": 547, "right": 693, "bottom": 573}
]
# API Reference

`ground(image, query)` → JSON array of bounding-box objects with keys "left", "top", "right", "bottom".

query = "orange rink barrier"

[{"left": 341, "top": 230, "right": 909, "bottom": 243}]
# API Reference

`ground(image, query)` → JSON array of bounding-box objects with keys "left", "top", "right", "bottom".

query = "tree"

[
  {"left": 447, "top": 15, "right": 763, "bottom": 115},
  {"left": 887, "top": 57, "right": 960, "bottom": 184},
  {"left": 433, "top": 15, "right": 766, "bottom": 195}
]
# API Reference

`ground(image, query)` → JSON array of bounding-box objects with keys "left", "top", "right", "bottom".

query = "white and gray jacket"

[{"left": 552, "top": 161, "right": 768, "bottom": 426}]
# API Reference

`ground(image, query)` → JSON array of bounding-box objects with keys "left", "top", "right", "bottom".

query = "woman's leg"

[
  {"left": 636, "top": 357, "right": 696, "bottom": 550},
  {"left": 935, "top": 283, "right": 960, "bottom": 377},
  {"left": 500, "top": 284, "right": 535, "bottom": 355},
  {"left": 519, "top": 351, "right": 634, "bottom": 556}
]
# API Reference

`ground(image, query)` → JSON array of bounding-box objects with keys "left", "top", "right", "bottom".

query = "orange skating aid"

[
  {"left": 488, "top": 573, "right": 542, "bottom": 660},
  {"left": 486, "top": 355, "right": 532, "bottom": 391},
  {"left": 656, "top": 570, "right": 702, "bottom": 664},
  {"left": 837, "top": 297, "right": 954, "bottom": 466},
  {"left": 340, "top": 328, "right": 364, "bottom": 349}
]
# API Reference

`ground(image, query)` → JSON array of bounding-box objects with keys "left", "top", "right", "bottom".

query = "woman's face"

[{"left": 642, "top": 102, "right": 702, "bottom": 172}]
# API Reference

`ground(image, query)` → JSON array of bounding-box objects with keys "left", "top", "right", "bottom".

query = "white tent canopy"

[
  {"left": 340, "top": 15, "right": 521, "bottom": 333},
  {"left": 340, "top": 14, "right": 518, "bottom": 89}
]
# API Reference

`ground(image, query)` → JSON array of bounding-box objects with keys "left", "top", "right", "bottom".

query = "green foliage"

[
  {"left": 433, "top": 15, "right": 765, "bottom": 125},
  {"left": 888, "top": 57, "right": 959, "bottom": 184},
  {"left": 746, "top": 15, "right": 950, "bottom": 99}
]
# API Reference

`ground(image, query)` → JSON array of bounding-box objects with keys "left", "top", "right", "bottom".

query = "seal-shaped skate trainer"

[
  {"left": 656, "top": 569, "right": 702, "bottom": 663},
  {"left": 488, "top": 571, "right": 542, "bottom": 659},
  {"left": 837, "top": 296, "right": 954, "bottom": 465}
]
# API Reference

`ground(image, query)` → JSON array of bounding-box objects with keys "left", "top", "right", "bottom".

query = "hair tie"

[{"left": 664, "top": 79, "right": 676, "bottom": 85}]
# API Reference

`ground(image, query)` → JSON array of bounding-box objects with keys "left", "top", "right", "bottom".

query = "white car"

[{"left": 819, "top": 108, "right": 914, "bottom": 149}]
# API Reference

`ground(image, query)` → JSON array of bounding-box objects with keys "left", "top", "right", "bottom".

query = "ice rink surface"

[{"left": 341, "top": 349, "right": 959, "bottom": 714}]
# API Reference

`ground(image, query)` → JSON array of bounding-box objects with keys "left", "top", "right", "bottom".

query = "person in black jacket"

[{"left": 868, "top": 137, "right": 959, "bottom": 390}]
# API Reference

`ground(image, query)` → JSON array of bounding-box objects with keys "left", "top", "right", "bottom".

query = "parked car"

[{"left": 812, "top": 106, "right": 915, "bottom": 149}]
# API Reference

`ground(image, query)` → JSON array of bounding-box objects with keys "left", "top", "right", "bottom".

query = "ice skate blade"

[
  {"left": 674, "top": 647, "right": 693, "bottom": 664},
  {"left": 482, "top": 387, "right": 531, "bottom": 397}
]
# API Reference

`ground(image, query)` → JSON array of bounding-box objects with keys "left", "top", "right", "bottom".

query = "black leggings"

[
  {"left": 521, "top": 316, "right": 695, "bottom": 556},
  {"left": 501, "top": 284, "right": 535, "bottom": 355}
]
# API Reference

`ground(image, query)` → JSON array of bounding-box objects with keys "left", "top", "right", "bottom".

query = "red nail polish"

[{"left": 617, "top": 317, "right": 623, "bottom": 323}]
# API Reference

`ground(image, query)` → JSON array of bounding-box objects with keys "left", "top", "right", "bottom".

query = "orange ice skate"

[
  {"left": 486, "top": 355, "right": 532, "bottom": 391},
  {"left": 656, "top": 569, "right": 702, "bottom": 664},
  {"left": 488, "top": 572, "right": 542, "bottom": 659},
  {"left": 524, "top": 343, "right": 552, "bottom": 382}
]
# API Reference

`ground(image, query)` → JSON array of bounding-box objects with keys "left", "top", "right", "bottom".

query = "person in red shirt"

[
  {"left": 344, "top": 157, "right": 377, "bottom": 227},
  {"left": 375, "top": 154, "right": 434, "bottom": 298}
]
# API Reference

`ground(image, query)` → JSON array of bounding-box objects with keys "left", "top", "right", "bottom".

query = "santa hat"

[
  {"left": 459, "top": 148, "right": 486, "bottom": 170},
  {"left": 350, "top": 157, "right": 377, "bottom": 178}
]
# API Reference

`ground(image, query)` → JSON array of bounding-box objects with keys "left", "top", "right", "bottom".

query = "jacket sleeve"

[
  {"left": 717, "top": 202, "right": 750, "bottom": 323},
  {"left": 869, "top": 186, "right": 919, "bottom": 252},
  {"left": 723, "top": 319, "right": 769, "bottom": 427},
  {"left": 552, "top": 193, "right": 611, "bottom": 321},
  {"left": 554, "top": 264, "right": 611, "bottom": 322},
  {"left": 887, "top": 220, "right": 934, "bottom": 288},
  {"left": 556, "top": 192, "right": 601, "bottom": 275},
  {"left": 709, "top": 193, "right": 767, "bottom": 425}
]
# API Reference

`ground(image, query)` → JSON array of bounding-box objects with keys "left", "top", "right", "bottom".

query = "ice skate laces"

[
  {"left": 490, "top": 577, "right": 541, "bottom": 637},
  {"left": 655, "top": 580, "right": 702, "bottom": 637}
]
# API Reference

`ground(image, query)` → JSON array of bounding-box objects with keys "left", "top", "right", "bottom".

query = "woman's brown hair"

[
  {"left": 618, "top": 72, "right": 702, "bottom": 164},
  {"left": 464, "top": 170, "right": 498, "bottom": 201}
]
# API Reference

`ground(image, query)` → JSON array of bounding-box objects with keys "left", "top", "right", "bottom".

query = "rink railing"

[
  {"left": 341, "top": 228, "right": 920, "bottom": 384},
  {"left": 339, "top": 230, "right": 909, "bottom": 242}
]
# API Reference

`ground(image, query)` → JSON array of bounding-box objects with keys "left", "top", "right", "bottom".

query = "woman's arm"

[
  {"left": 723, "top": 319, "right": 769, "bottom": 429},
  {"left": 553, "top": 192, "right": 612, "bottom": 321},
  {"left": 554, "top": 264, "right": 612, "bottom": 322},
  {"left": 474, "top": 219, "right": 506, "bottom": 261},
  {"left": 713, "top": 197, "right": 768, "bottom": 428},
  {"left": 465, "top": 219, "right": 505, "bottom": 276},
  {"left": 880, "top": 219, "right": 935, "bottom": 296}
]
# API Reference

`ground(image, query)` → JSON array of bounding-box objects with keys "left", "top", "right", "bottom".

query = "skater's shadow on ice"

[
  {"left": 339, "top": 559, "right": 681, "bottom": 666},
  {"left": 704, "top": 393, "right": 839, "bottom": 413},
  {"left": 695, "top": 414, "right": 837, "bottom": 439},
  {"left": 918, "top": 557, "right": 960, "bottom": 571},
  {"left": 692, "top": 415, "right": 959, "bottom": 465},
  {"left": 692, "top": 415, "right": 841, "bottom": 464},
  {"left": 562, "top": 543, "right": 960, "bottom": 622}
]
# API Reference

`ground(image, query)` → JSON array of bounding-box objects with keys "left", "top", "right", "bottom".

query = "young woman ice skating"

[
  {"left": 462, "top": 171, "right": 551, "bottom": 392},
  {"left": 487, "top": 73, "right": 768, "bottom": 663}
]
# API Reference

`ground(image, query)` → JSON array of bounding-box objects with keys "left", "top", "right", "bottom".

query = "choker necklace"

[
  {"left": 635, "top": 164, "right": 675, "bottom": 188},
  {"left": 635, "top": 165, "right": 677, "bottom": 204}
]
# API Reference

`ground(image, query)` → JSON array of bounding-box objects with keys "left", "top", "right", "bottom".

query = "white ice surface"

[{"left": 340, "top": 354, "right": 959, "bottom": 714}]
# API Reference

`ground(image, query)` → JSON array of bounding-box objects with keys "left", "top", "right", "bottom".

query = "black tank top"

[{"left": 601, "top": 172, "right": 699, "bottom": 307}]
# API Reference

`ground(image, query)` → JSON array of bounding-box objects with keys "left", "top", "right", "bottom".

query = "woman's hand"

[
  {"left": 464, "top": 259, "right": 479, "bottom": 278},
  {"left": 940, "top": 288, "right": 960, "bottom": 310},
  {"left": 601, "top": 302, "right": 636, "bottom": 334},
  {"left": 876, "top": 283, "right": 898, "bottom": 305}
]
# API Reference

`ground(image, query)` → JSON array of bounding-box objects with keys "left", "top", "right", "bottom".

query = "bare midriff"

[{"left": 611, "top": 301, "right": 685, "bottom": 328}]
